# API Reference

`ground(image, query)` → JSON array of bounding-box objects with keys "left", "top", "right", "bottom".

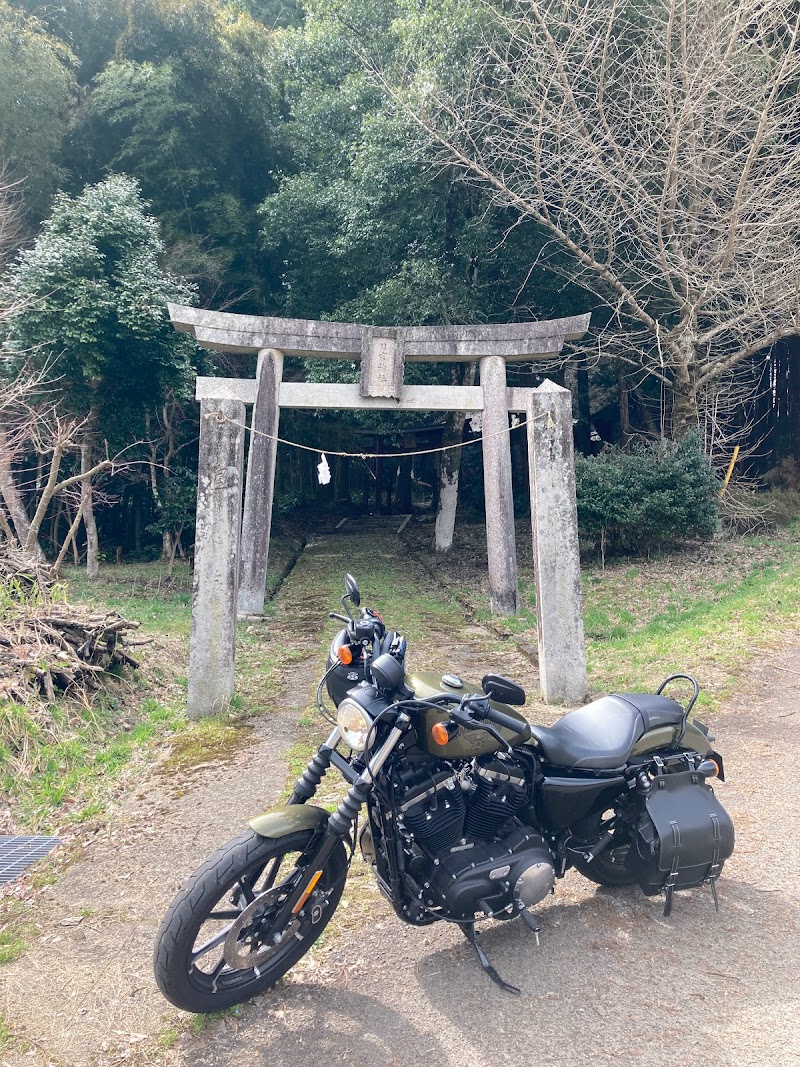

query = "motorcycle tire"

[
  {"left": 572, "top": 839, "right": 638, "bottom": 887},
  {"left": 154, "top": 827, "right": 347, "bottom": 1013}
]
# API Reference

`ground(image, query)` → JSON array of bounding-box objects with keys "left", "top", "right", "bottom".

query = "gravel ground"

[{"left": 1, "top": 535, "right": 798, "bottom": 1067}]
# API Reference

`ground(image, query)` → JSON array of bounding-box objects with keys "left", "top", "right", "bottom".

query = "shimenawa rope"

[{"left": 204, "top": 409, "right": 550, "bottom": 461}]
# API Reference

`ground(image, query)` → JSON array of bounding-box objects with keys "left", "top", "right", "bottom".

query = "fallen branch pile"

[
  {"left": 0, "top": 549, "right": 146, "bottom": 703},
  {"left": 0, "top": 546, "right": 57, "bottom": 602},
  {"left": 0, "top": 606, "right": 146, "bottom": 703}
]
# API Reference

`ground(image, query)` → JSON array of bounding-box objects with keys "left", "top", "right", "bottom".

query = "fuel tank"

[{"left": 406, "top": 671, "right": 529, "bottom": 758}]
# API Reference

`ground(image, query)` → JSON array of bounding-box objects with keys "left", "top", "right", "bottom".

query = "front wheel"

[{"left": 154, "top": 828, "right": 348, "bottom": 1013}]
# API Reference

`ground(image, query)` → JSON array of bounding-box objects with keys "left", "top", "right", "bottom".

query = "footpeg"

[{"left": 519, "top": 908, "right": 541, "bottom": 946}]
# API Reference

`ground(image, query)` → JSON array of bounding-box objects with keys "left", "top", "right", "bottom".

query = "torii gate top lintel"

[{"left": 168, "top": 303, "right": 590, "bottom": 361}]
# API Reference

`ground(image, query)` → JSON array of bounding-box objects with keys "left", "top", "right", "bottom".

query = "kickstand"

[{"left": 462, "top": 923, "right": 520, "bottom": 995}]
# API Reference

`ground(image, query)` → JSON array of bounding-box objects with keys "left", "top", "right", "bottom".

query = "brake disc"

[{"left": 223, "top": 888, "right": 299, "bottom": 970}]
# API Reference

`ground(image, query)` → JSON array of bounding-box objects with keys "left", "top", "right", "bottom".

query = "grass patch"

[
  {"left": 157, "top": 1026, "right": 181, "bottom": 1049},
  {"left": 0, "top": 695, "right": 186, "bottom": 831},
  {"left": 408, "top": 519, "right": 800, "bottom": 711},
  {"left": 0, "top": 1013, "right": 13, "bottom": 1050},
  {"left": 0, "top": 901, "right": 36, "bottom": 965},
  {"left": 586, "top": 555, "right": 800, "bottom": 704},
  {"left": 63, "top": 562, "right": 193, "bottom": 637},
  {"left": 0, "top": 540, "right": 306, "bottom": 832},
  {"left": 159, "top": 716, "right": 251, "bottom": 775},
  {"left": 189, "top": 1005, "right": 244, "bottom": 1036}
]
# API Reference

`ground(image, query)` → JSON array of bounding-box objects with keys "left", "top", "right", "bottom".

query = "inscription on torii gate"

[{"left": 169, "top": 304, "right": 590, "bottom": 718}]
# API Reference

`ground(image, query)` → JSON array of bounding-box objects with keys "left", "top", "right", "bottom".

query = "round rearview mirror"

[{"left": 344, "top": 573, "right": 361, "bottom": 607}]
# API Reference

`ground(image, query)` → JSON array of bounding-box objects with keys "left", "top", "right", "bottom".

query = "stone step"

[{"left": 332, "top": 515, "right": 412, "bottom": 535}]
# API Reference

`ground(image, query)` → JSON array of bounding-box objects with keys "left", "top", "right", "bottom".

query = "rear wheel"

[
  {"left": 571, "top": 819, "right": 638, "bottom": 887},
  {"left": 572, "top": 843, "right": 637, "bottom": 886},
  {"left": 154, "top": 828, "right": 347, "bottom": 1013}
]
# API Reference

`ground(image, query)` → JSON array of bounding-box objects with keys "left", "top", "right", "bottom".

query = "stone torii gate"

[{"left": 168, "top": 304, "right": 590, "bottom": 718}]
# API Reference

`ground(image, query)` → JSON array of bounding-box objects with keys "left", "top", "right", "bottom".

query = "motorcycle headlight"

[{"left": 337, "top": 697, "right": 373, "bottom": 752}]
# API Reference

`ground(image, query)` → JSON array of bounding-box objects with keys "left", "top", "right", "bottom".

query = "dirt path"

[{"left": 2, "top": 535, "right": 799, "bottom": 1067}]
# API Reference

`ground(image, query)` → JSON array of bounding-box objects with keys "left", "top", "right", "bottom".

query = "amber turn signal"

[
  {"left": 697, "top": 758, "right": 720, "bottom": 779},
  {"left": 337, "top": 645, "right": 353, "bottom": 665},
  {"left": 431, "top": 722, "right": 451, "bottom": 746}
]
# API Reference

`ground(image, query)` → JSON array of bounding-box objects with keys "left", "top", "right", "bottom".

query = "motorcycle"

[{"left": 154, "top": 574, "right": 734, "bottom": 1012}]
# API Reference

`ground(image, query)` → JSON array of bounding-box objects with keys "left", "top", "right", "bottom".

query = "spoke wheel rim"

[{"left": 186, "top": 845, "right": 332, "bottom": 996}]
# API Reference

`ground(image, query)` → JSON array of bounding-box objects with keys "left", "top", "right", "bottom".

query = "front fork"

[
  {"left": 272, "top": 715, "right": 409, "bottom": 931},
  {"left": 287, "top": 726, "right": 346, "bottom": 805}
]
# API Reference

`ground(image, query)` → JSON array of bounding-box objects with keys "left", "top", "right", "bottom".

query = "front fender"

[{"left": 248, "top": 803, "right": 330, "bottom": 839}]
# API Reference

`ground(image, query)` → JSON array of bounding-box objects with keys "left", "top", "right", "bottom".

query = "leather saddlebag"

[{"left": 625, "top": 769, "right": 734, "bottom": 895}]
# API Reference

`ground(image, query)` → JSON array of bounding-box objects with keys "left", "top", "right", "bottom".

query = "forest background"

[{"left": 0, "top": 0, "right": 799, "bottom": 573}]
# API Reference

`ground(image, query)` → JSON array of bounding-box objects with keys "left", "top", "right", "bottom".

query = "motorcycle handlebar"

[{"left": 470, "top": 698, "right": 532, "bottom": 741}]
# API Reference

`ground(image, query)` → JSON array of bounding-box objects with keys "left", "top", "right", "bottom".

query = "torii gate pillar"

[
  {"left": 238, "top": 348, "right": 283, "bottom": 616},
  {"left": 480, "top": 356, "right": 518, "bottom": 615}
]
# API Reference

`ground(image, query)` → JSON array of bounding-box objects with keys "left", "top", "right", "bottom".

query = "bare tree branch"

[{"left": 379, "top": 0, "right": 800, "bottom": 433}]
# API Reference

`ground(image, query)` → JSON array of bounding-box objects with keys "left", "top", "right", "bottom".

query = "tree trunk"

[
  {"left": 617, "top": 367, "right": 631, "bottom": 447},
  {"left": 334, "top": 455, "right": 351, "bottom": 504},
  {"left": 670, "top": 341, "right": 700, "bottom": 438},
  {"left": 789, "top": 337, "right": 800, "bottom": 464},
  {"left": 81, "top": 439, "right": 100, "bottom": 580},
  {"left": 434, "top": 415, "right": 464, "bottom": 552},
  {"left": 0, "top": 507, "right": 14, "bottom": 543},
  {"left": 575, "top": 366, "right": 592, "bottom": 454},
  {"left": 53, "top": 503, "right": 83, "bottom": 576},
  {"left": 361, "top": 462, "right": 371, "bottom": 510},
  {"left": 0, "top": 444, "right": 39, "bottom": 554},
  {"left": 396, "top": 435, "right": 413, "bottom": 514},
  {"left": 433, "top": 363, "right": 475, "bottom": 552},
  {"left": 65, "top": 501, "right": 80, "bottom": 564},
  {"left": 162, "top": 529, "right": 172, "bottom": 561},
  {"left": 134, "top": 490, "right": 142, "bottom": 553},
  {"left": 671, "top": 388, "right": 699, "bottom": 439},
  {"left": 50, "top": 497, "right": 64, "bottom": 554},
  {"left": 510, "top": 416, "right": 528, "bottom": 507},
  {"left": 374, "top": 454, "right": 384, "bottom": 514}
]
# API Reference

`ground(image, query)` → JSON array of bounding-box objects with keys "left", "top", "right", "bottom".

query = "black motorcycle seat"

[{"left": 529, "top": 694, "right": 685, "bottom": 771}]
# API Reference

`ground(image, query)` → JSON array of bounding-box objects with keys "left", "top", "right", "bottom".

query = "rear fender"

[
  {"left": 630, "top": 720, "right": 712, "bottom": 758},
  {"left": 248, "top": 803, "right": 330, "bottom": 839}
]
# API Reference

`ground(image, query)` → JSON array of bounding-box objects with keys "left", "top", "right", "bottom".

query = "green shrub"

[
  {"left": 762, "top": 488, "right": 800, "bottom": 527},
  {"left": 576, "top": 434, "right": 719, "bottom": 560},
  {"left": 761, "top": 459, "right": 800, "bottom": 526}
]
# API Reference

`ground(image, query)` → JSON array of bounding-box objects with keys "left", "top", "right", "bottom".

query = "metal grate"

[{"left": 0, "top": 836, "right": 60, "bottom": 884}]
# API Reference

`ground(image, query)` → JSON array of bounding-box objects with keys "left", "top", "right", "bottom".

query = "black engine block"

[
  {"left": 396, "top": 764, "right": 466, "bottom": 852},
  {"left": 393, "top": 754, "right": 552, "bottom": 922},
  {"left": 464, "top": 753, "right": 529, "bottom": 838},
  {"left": 428, "top": 823, "right": 554, "bottom": 918}
]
